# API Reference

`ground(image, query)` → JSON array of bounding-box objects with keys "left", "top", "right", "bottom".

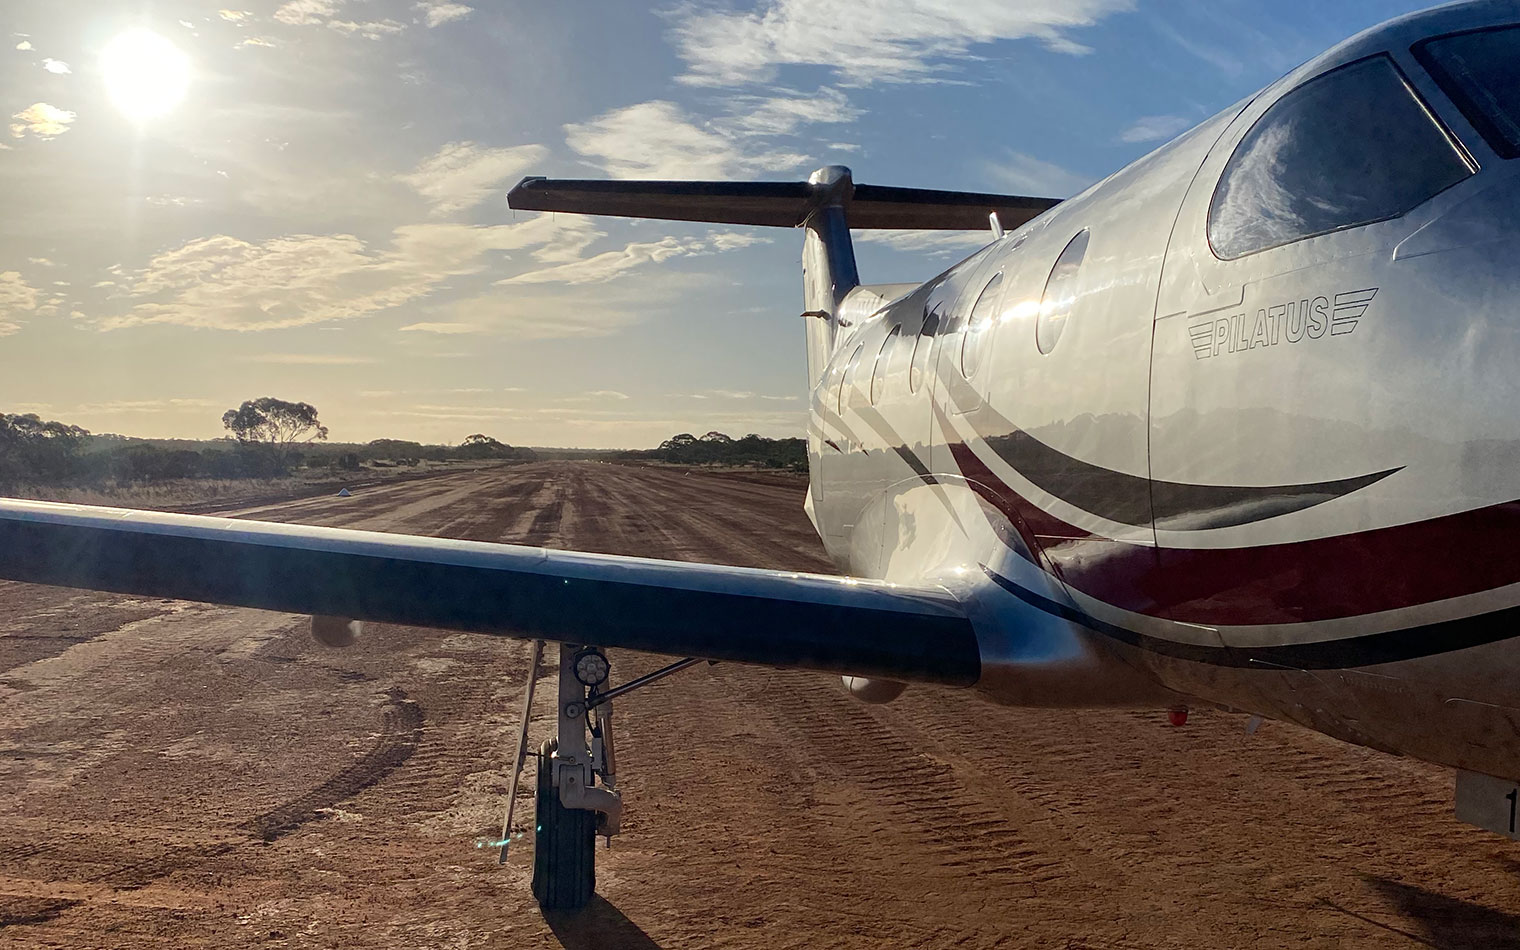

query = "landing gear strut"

[
  {"left": 500, "top": 643, "right": 624, "bottom": 911},
  {"left": 499, "top": 645, "right": 708, "bottom": 911}
]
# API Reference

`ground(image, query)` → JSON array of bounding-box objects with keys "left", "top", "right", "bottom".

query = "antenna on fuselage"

[{"left": 989, "top": 211, "right": 1005, "bottom": 240}]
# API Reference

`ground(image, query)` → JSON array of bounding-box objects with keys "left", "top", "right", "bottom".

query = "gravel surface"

[{"left": 1, "top": 461, "right": 1518, "bottom": 948}]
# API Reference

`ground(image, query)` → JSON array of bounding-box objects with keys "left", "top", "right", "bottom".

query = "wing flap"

[{"left": 0, "top": 498, "right": 979, "bottom": 686}]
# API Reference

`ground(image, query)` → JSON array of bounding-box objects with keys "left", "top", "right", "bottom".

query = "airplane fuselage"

[{"left": 808, "top": 1, "right": 1520, "bottom": 782}]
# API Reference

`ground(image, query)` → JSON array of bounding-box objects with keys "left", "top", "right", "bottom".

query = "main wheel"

[{"left": 531, "top": 739, "right": 596, "bottom": 911}]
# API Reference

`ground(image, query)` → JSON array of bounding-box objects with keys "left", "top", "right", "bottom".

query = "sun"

[{"left": 101, "top": 29, "right": 190, "bottom": 121}]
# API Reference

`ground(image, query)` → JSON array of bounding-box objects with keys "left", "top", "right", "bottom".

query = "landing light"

[{"left": 572, "top": 647, "right": 610, "bottom": 687}]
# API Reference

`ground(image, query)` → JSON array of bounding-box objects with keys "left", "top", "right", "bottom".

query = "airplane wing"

[{"left": 0, "top": 498, "right": 979, "bottom": 686}]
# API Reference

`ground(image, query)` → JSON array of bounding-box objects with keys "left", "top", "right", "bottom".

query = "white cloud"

[
  {"left": 566, "top": 101, "right": 793, "bottom": 179},
  {"left": 273, "top": 0, "right": 405, "bottom": 37},
  {"left": 219, "top": 10, "right": 253, "bottom": 23},
  {"left": 679, "top": 390, "right": 795, "bottom": 401},
  {"left": 565, "top": 90, "right": 856, "bottom": 179},
  {"left": 0, "top": 272, "right": 39, "bottom": 335},
  {"left": 360, "top": 386, "right": 502, "bottom": 396},
  {"left": 68, "top": 398, "right": 221, "bottom": 414},
  {"left": 670, "top": 0, "right": 1134, "bottom": 87},
  {"left": 983, "top": 150, "right": 1094, "bottom": 197},
  {"left": 237, "top": 37, "right": 276, "bottom": 48},
  {"left": 499, "top": 231, "right": 768, "bottom": 286},
  {"left": 403, "top": 289, "right": 638, "bottom": 341},
  {"left": 723, "top": 87, "right": 861, "bottom": 136},
  {"left": 854, "top": 229, "right": 992, "bottom": 255},
  {"left": 415, "top": 1, "right": 472, "bottom": 27},
  {"left": 274, "top": 0, "right": 339, "bottom": 26},
  {"left": 15, "top": 40, "right": 32, "bottom": 51},
  {"left": 398, "top": 322, "right": 481, "bottom": 335},
  {"left": 42, "top": 59, "right": 69, "bottom": 74},
  {"left": 709, "top": 231, "right": 769, "bottom": 252},
  {"left": 100, "top": 216, "right": 603, "bottom": 331},
  {"left": 399, "top": 141, "right": 548, "bottom": 216},
  {"left": 10, "top": 102, "right": 76, "bottom": 140},
  {"left": 329, "top": 19, "right": 406, "bottom": 38},
  {"left": 241, "top": 353, "right": 378, "bottom": 364},
  {"left": 1118, "top": 114, "right": 1191, "bottom": 144},
  {"left": 404, "top": 266, "right": 712, "bottom": 341}
]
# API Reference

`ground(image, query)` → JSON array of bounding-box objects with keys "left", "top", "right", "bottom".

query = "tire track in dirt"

[
  {"left": 0, "top": 689, "right": 422, "bottom": 932},
  {"left": 246, "top": 688, "right": 424, "bottom": 841},
  {"left": 9, "top": 461, "right": 1520, "bottom": 948},
  {"left": 721, "top": 669, "right": 1087, "bottom": 892},
  {"left": 559, "top": 464, "right": 829, "bottom": 571}
]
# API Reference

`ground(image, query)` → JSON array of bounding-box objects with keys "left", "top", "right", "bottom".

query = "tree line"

[
  {"left": 0, "top": 397, "right": 535, "bottom": 489},
  {"left": 619, "top": 431, "right": 806, "bottom": 471},
  {"left": 0, "top": 398, "right": 807, "bottom": 490}
]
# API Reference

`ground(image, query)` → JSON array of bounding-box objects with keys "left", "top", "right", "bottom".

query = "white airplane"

[{"left": 3, "top": 0, "right": 1520, "bottom": 913}]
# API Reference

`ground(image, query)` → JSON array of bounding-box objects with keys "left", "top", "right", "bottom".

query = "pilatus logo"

[{"left": 1187, "top": 288, "right": 1377, "bottom": 360}]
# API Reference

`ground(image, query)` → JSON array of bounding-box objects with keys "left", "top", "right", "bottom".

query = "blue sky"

[{"left": 0, "top": 0, "right": 1440, "bottom": 447}]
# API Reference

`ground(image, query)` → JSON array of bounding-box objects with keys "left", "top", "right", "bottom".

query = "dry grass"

[
  {"left": 9, "top": 478, "right": 301, "bottom": 509},
  {"left": 5, "top": 460, "right": 499, "bottom": 512}
]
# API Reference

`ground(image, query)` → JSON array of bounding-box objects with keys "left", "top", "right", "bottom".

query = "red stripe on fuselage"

[{"left": 947, "top": 442, "right": 1520, "bottom": 626}]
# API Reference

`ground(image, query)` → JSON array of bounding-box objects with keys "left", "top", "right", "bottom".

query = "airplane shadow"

[
  {"left": 543, "top": 895, "right": 662, "bottom": 950},
  {"left": 1318, "top": 875, "right": 1520, "bottom": 950}
]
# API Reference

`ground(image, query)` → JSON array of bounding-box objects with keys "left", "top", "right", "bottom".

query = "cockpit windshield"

[{"left": 1416, "top": 25, "right": 1520, "bottom": 160}]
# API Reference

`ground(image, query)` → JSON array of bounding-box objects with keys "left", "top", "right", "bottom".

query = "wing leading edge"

[{"left": 0, "top": 498, "right": 980, "bottom": 686}]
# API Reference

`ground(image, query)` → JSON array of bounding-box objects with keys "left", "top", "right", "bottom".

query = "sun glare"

[{"left": 101, "top": 29, "right": 190, "bottom": 121}]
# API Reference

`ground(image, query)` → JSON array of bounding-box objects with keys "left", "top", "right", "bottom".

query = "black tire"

[{"left": 531, "top": 739, "right": 596, "bottom": 911}]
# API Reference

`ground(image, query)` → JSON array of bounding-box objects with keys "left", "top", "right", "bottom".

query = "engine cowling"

[{"left": 841, "top": 675, "right": 907, "bottom": 704}]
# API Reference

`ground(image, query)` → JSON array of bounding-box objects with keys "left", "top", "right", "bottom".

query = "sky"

[{"left": 0, "top": 0, "right": 1444, "bottom": 448}]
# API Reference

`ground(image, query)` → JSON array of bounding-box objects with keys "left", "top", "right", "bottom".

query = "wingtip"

[{"left": 506, "top": 175, "right": 548, "bottom": 209}]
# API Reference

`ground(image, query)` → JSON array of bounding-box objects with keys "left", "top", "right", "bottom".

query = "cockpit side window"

[
  {"left": 1415, "top": 25, "right": 1520, "bottom": 160},
  {"left": 1208, "top": 54, "right": 1473, "bottom": 260}
]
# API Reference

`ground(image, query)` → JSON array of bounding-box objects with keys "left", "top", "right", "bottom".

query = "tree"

[
  {"left": 0, "top": 413, "right": 89, "bottom": 483},
  {"left": 221, "top": 398, "right": 328, "bottom": 448},
  {"left": 458, "top": 433, "right": 506, "bottom": 459},
  {"left": 638, "top": 430, "right": 805, "bottom": 470}
]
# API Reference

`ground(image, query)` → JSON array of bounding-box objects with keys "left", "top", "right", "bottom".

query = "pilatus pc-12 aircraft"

[{"left": 4, "top": 0, "right": 1520, "bottom": 912}]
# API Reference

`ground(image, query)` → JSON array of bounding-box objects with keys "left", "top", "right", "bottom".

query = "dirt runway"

[{"left": 1, "top": 461, "right": 1518, "bottom": 948}]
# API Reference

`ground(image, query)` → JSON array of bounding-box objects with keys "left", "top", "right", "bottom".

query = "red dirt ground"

[{"left": 1, "top": 461, "right": 1518, "bottom": 948}]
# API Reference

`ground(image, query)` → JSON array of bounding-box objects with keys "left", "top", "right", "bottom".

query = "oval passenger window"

[
  {"left": 838, "top": 343, "right": 865, "bottom": 414},
  {"left": 1037, "top": 232, "right": 1088, "bottom": 355},
  {"left": 962, "top": 272, "right": 1003, "bottom": 378},
  {"left": 871, "top": 325, "right": 901, "bottom": 405},
  {"left": 908, "top": 305, "right": 941, "bottom": 393}
]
